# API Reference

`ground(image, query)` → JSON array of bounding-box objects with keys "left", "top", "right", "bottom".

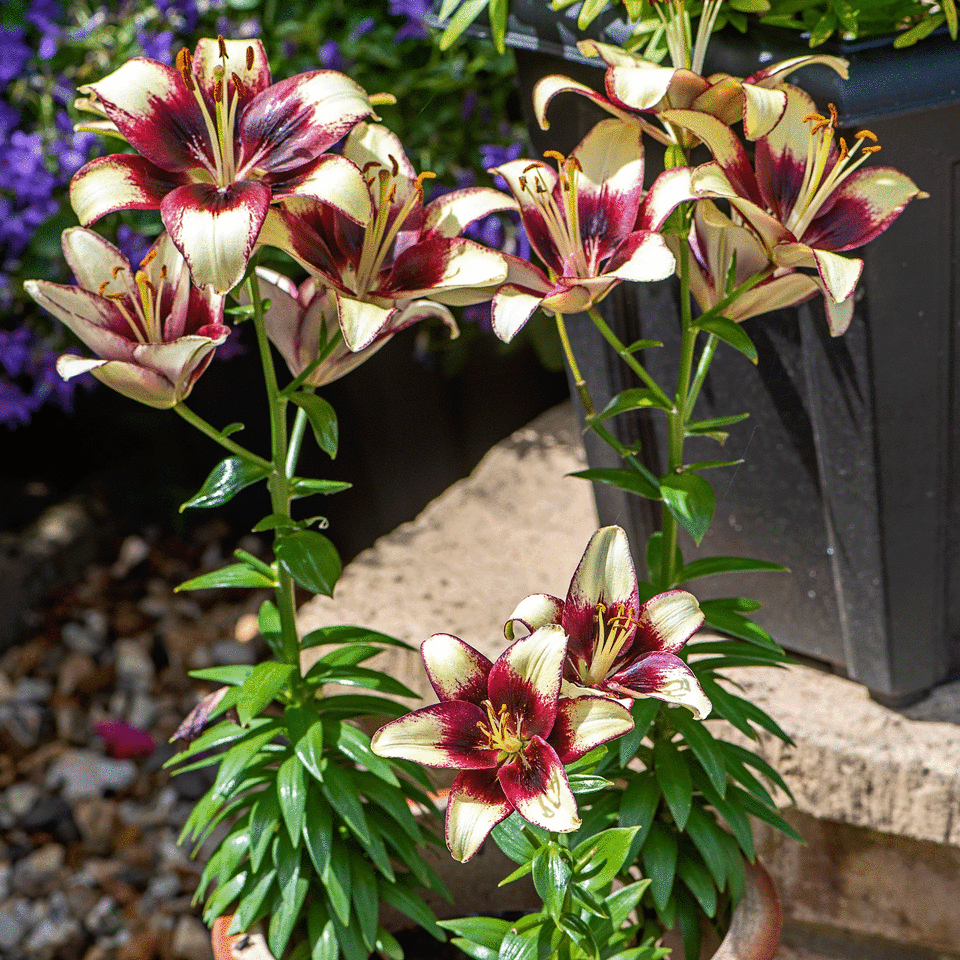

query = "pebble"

[{"left": 1, "top": 520, "right": 272, "bottom": 960}]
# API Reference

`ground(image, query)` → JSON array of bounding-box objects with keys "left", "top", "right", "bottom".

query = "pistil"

[
  {"left": 476, "top": 699, "right": 525, "bottom": 758},
  {"left": 581, "top": 603, "right": 638, "bottom": 686}
]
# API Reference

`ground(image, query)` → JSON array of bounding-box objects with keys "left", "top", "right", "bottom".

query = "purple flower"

[
  {"left": 27, "top": 0, "right": 63, "bottom": 59},
  {"left": 318, "top": 39, "right": 345, "bottom": 71},
  {"left": 390, "top": 0, "right": 429, "bottom": 39},
  {"left": 349, "top": 17, "right": 376, "bottom": 42},
  {"left": 0, "top": 28, "right": 31, "bottom": 84},
  {"left": 137, "top": 29, "right": 175, "bottom": 64}
]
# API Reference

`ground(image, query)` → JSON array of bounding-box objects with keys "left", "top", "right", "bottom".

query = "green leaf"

[
  {"left": 380, "top": 882, "right": 444, "bottom": 941},
  {"left": 619, "top": 771, "right": 660, "bottom": 850},
  {"left": 678, "top": 853, "right": 718, "bottom": 916},
  {"left": 305, "top": 664, "right": 419, "bottom": 698},
  {"left": 681, "top": 804, "right": 728, "bottom": 890},
  {"left": 307, "top": 902, "right": 338, "bottom": 960},
  {"left": 642, "top": 821, "right": 678, "bottom": 912},
  {"left": 700, "top": 602, "right": 782, "bottom": 652},
  {"left": 300, "top": 624, "right": 414, "bottom": 651},
  {"left": 660, "top": 473, "right": 714, "bottom": 545},
  {"left": 293, "top": 720, "right": 326, "bottom": 781},
  {"left": 232, "top": 869, "right": 278, "bottom": 933},
  {"left": 653, "top": 737, "right": 693, "bottom": 830},
  {"left": 290, "top": 392, "right": 339, "bottom": 459},
  {"left": 572, "top": 826, "right": 642, "bottom": 891},
  {"left": 316, "top": 693, "right": 408, "bottom": 718},
  {"left": 351, "top": 858, "right": 379, "bottom": 949},
  {"left": 176, "top": 562, "right": 277, "bottom": 592},
  {"left": 248, "top": 788, "right": 280, "bottom": 873},
  {"left": 290, "top": 477, "right": 352, "bottom": 499},
  {"left": 188, "top": 665, "right": 255, "bottom": 687},
  {"left": 491, "top": 813, "right": 546, "bottom": 865},
  {"left": 236, "top": 661, "right": 294, "bottom": 725},
  {"left": 686, "top": 413, "right": 749, "bottom": 435},
  {"left": 719, "top": 739, "right": 795, "bottom": 803},
  {"left": 670, "top": 709, "right": 727, "bottom": 797},
  {"left": 439, "top": 916, "right": 512, "bottom": 952},
  {"left": 180, "top": 456, "right": 269, "bottom": 511},
  {"left": 318, "top": 763, "right": 370, "bottom": 844},
  {"left": 277, "top": 752, "right": 307, "bottom": 845},
  {"left": 695, "top": 315, "right": 757, "bottom": 363},
  {"left": 597, "top": 388, "right": 672, "bottom": 422},
  {"left": 268, "top": 873, "right": 309, "bottom": 959},
  {"left": 275, "top": 530, "right": 341, "bottom": 597},
  {"left": 532, "top": 845, "right": 571, "bottom": 917},
  {"left": 645, "top": 532, "right": 683, "bottom": 590},
  {"left": 323, "top": 842, "right": 353, "bottom": 925},
  {"left": 679, "top": 555, "right": 788, "bottom": 582},
  {"left": 302, "top": 792, "right": 333, "bottom": 877},
  {"left": 570, "top": 466, "right": 661, "bottom": 501},
  {"left": 439, "top": 0, "right": 491, "bottom": 49},
  {"left": 326, "top": 720, "right": 400, "bottom": 786}
]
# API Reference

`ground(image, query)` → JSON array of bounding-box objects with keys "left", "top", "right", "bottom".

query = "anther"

[
  {"left": 361, "top": 160, "right": 380, "bottom": 175},
  {"left": 232, "top": 73, "right": 246, "bottom": 98},
  {"left": 98, "top": 280, "right": 111, "bottom": 297},
  {"left": 214, "top": 78, "right": 223, "bottom": 102},
  {"left": 388, "top": 154, "right": 399, "bottom": 177},
  {"left": 176, "top": 48, "right": 195, "bottom": 91},
  {"left": 386, "top": 183, "right": 397, "bottom": 205},
  {"left": 218, "top": 35, "right": 228, "bottom": 59},
  {"left": 111, "top": 265, "right": 125, "bottom": 279},
  {"left": 855, "top": 129, "right": 878, "bottom": 142},
  {"left": 543, "top": 149, "right": 565, "bottom": 164},
  {"left": 246, "top": 45, "right": 255, "bottom": 70},
  {"left": 141, "top": 249, "right": 158, "bottom": 267},
  {"left": 522, "top": 163, "right": 541, "bottom": 175}
]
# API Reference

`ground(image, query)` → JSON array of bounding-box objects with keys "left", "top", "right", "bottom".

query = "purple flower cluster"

[{"left": 389, "top": 0, "right": 430, "bottom": 40}]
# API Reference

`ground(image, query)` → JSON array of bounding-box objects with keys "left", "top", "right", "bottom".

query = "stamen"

[
  {"left": 98, "top": 280, "right": 111, "bottom": 297},
  {"left": 543, "top": 149, "right": 566, "bottom": 165},
  {"left": 111, "top": 265, "right": 124, "bottom": 279},
  {"left": 246, "top": 45, "right": 255, "bottom": 70},
  {"left": 388, "top": 154, "right": 399, "bottom": 177},
  {"left": 361, "top": 161, "right": 380, "bottom": 175},
  {"left": 140, "top": 248, "right": 158, "bottom": 268},
  {"left": 218, "top": 35, "right": 228, "bottom": 59},
  {"left": 176, "top": 48, "right": 195, "bottom": 91},
  {"left": 232, "top": 73, "right": 247, "bottom": 99}
]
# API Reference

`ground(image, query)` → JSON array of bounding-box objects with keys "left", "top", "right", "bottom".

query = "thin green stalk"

[
  {"left": 286, "top": 405, "right": 310, "bottom": 480},
  {"left": 246, "top": 271, "right": 302, "bottom": 673},
  {"left": 586, "top": 306, "right": 674, "bottom": 411},
  {"left": 685, "top": 333, "right": 718, "bottom": 420},
  {"left": 173, "top": 404, "right": 271, "bottom": 472}
]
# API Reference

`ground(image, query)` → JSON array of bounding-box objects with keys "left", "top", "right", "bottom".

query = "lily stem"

[
  {"left": 247, "top": 270, "right": 302, "bottom": 675},
  {"left": 172, "top": 403, "right": 271, "bottom": 473}
]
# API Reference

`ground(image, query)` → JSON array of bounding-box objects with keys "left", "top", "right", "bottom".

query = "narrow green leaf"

[
  {"left": 641, "top": 821, "right": 678, "bottom": 912},
  {"left": 532, "top": 845, "right": 570, "bottom": 917},
  {"left": 307, "top": 902, "right": 338, "bottom": 960},
  {"left": 277, "top": 752, "right": 307, "bottom": 845},
  {"left": 570, "top": 466, "right": 661, "bottom": 501},
  {"left": 678, "top": 853, "right": 718, "bottom": 916},
  {"left": 380, "top": 882, "right": 444, "bottom": 940},
  {"left": 695, "top": 315, "right": 757, "bottom": 362},
  {"left": 248, "top": 787, "right": 280, "bottom": 873},
  {"left": 302, "top": 790, "right": 333, "bottom": 877},
  {"left": 670, "top": 709, "right": 726, "bottom": 797},
  {"left": 177, "top": 562, "right": 277, "bottom": 591},
  {"left": 289, "top": 477, "right": 352, "bottom": 499},
  {"left": 572, "top": 826, "right": 642, "bottom": 891},
  {"left": 188, "top": 665, "right": 255, "bottom": 687},
  {"left": 660, "top": 472, "right": 714, "bottom": 545},
  {"left": 327, "top": 720, "right": 400, "bottom": 785},
  {"left": 686, "top": 413, "right": 749, "bottom": 434},
  {"left": 290, "top": 392, "right": 339, "bottom": 459},
  {"left": 439, "top": 916, "right": 511, "bottom": 951},
  {"left": 235, "top": 661, "right": 294, "bottom": 726},
  {"left": 300, "top": 623, "right": 415, "bottom": 651},
  {"left": 653, "top": 738, "right": 693, "bottom": 830},
  {"left": 439, "top": 0, "right": 491, "bottom": 49},
  {"left": 293, "top": 720, "right": 326, "bottom": 781},
  {"left": 323, "top": 842, "right": 353, "bottom": 925},
  {"left": 679, "top": 555, "right": 788, "bottom": 582},
  {"left": 597, "top": 388, "right": 671, "bottom": 423},
  {"left": 700, "top": 602, "right": 782, "bottom": 652},
  {"left": 681, "top": 804, "right": 728, "bottom": 890},
  {"left": 318, "top": 763, "right": 370, "bottom": 844},
  {"left": 268, "top": 873, "right": 309, "bottom": 959},
  {"left": 351, "top": 859, "right": 379, "bottom": 949},
  {"left": 180, "top": 456, "right": 269, "bottom": 511},
  {"left": 275, "top": 530, "right": 341, "bottom": 597},
  {"left": 618, "top": 771, "right": 660, "bottom": 851}
]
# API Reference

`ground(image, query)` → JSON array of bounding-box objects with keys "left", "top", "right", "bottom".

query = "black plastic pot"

[{"left": 449, "top": 2, "right": 960, "bottom": 703}]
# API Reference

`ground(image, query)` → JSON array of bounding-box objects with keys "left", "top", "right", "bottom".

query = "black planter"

[{"left": 472, "top": 4, "right": 960, "bottom": 703}]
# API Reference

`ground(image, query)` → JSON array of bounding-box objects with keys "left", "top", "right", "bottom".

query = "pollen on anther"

[
  {"left": 232, "top": 73, "right": 247, "bottom": 98},
  {"left": 522, "top": 163, "right": 541, "bottom": 175},
  {"left": 543, "top": 149, "right": 565, "bottom": 165},
  {"left": 246, "top": 45, "right": 255, "bottom": 70},
  {"left": 388, "top": 154, "right": 400, "bottom": 177},
  {"left": 98, "top": 280, "right": 111, "bottom": 297},
  {"left": 111, "top": 265, "right": 125, "bottom": 278},
  {"left": 141, "top": 248, "right": 158, "bottom": 267},
  {"left": 218, "top": 35, "right": 228, "bottom": 59},
  {"left": 855, "top": 129, "right": 878, "bottom": 142},
  {"left": 175, "top": 48, "right": 195, "bottom": 90}
]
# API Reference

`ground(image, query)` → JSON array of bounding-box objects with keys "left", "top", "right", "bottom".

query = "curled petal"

[
  {"left": 550, "top": 695, "right": 634, "bottom": 763},
  {"left": 533, "top": 73, "right": 633, "bottom": 130},
  {"left": 772, "top": 242, "right": 862, "bottom": 306},
  {"left": 161, "top": 180, "right": 271, "bottom": 291},
  {"left": 638, "top": 166, "right": 697, "bottom": 233},
  {"left": 60, "top": 226, "right": 132, "bottom": 291},
  {"left": 606, "top": 652, "right": 712, "bottom": 719},
  {"left": 632, "top": 590, "right": 704, "bottom": 656},
  {"left": 421, "top": 634, "right": 492, "bottom": 706},
  {"left": 446, "top": 769, "right": 512, "bottom": 862},
  {"left": 498, "top": 736, "right": 580, "bottom": 833},
  {"left": 504, "top": 594, "right": 564, "bottom": 641},
  {"left": 275, "top": 154, "right": 372, "bottom": 224},
  {"left": 605, "top": 231, "right": 676, "bottom": 283},
  {"left": 370, "top": 701, "right": 498, "bottom": 769},
  {"left": 424, "top": 187, "right": 518, "bottom": 239}
]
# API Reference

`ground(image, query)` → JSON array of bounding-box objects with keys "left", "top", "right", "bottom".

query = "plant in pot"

[
  {"left": 428, "top": 0, "right": 958, "bottom": 705},
  {"left": 19, "top": 5, "right": 921, "bottom": 960}
]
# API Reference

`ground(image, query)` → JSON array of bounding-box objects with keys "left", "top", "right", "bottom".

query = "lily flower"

[
  {"left": 488, "top": 118, "right": 688, "bottom": 343},
  {"left": 662, "top": 87, "right": 927, "bottom": 334},
  {"left": 506, "top": 527, "right": 710, "bottom": 719},
  {"left": 371, "top": 626, "right": 634, "bottom": 862},
  {"left": 674, "top": 199, "right": 820, "bottom": 323},
  {"left": 258, "top": 121, "right": 513, "bottom": 350},
  {"left": 69, "top": 37, "right": 377, "bottom": 292},
  {"left": 534, "top": 39, "right": 849, "bottom": 151},
  {"left": 252, "top": 267, "right": 458, "bottom": 387},
  {"left": 25, "top": 228, "right": 228, "bottom": 409}
]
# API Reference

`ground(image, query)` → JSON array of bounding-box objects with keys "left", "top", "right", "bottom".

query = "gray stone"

[
  {"left": 11, "top": 844, "right": 64, "bottom": 897},
  {"left": 45, "top": 749, "right": 137, "bottom": 800},
  {"left": 171, "top": 914, "right": 214, "bottom": 960},
  {"left": 113, "top": 637, "right": 155, "bottom": 694}
]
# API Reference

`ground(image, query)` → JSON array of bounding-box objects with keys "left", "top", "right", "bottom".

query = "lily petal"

[
  {"left": 161, "top": 180, "right": 271, "bottom": 291},
  {"left": 632, "top": 590, "right": 704, "bottom": 656},
  {"left": 607, "top": 652, "right": 712, "bottom": 719},
  {"left": 70, "top": 154, "right": 186, "bottom": 225},
  {"left": 487, "top": 626, "right": 567, "bottom": 738},
  {"left": 563, "top": 526, "right": 639, "bottom": 660},
  {"left": 499, "top": 736, "right": 580, "bottom": 833},
  {"left": 370, "top": 701, "right": 498, "bottom": 769},
  {"left": 504, "top": 594, "right": 564, "bottom": 641},
  {"left": 423, "top": 187, "right": 518, "bottom": 239},
  {"left": 773, "top": 242, "right": 862, "bottom": 305},
  {"left": 421, "top": 634, "right": 492, "bottom": 706},
  {"left": 446, "top": 769, "right": 512, "bottom": 862},
  {"left": 550, "top": 695, "right": 634, "bottom": 763},
  {"left": 58, "top": 356, "right": 183, "bottom": 408}
]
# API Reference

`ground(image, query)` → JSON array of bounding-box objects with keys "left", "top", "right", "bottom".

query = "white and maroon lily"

[
  {"left": 663, "top": 87, "right": 926, "bottom": 334},
  {"left": 488, "top": 118, "right": 687, "bottom": 343},
  {"left": 506, "top": 527, "right": 710, "bottom": 719},
  {"left": 371, "top": 626, "right": 634, "bottom": 862},
  {"left": 258, "top": 121, "right": 513, "bottom": 351},
  {"left": 69, "top": 37, "right": 376, "bottom": 292},
  {"left": 25, "top": 228, "right": 228, "bottom": 408},
  {"left": 253, "top": 267, "right": 458, "bottom": 387},
  {"left": 675, "top": 199, "right": 820, "bottom": 323},
  {"left": 534, "top": 39, "right": 850, "bottom": 149}
]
